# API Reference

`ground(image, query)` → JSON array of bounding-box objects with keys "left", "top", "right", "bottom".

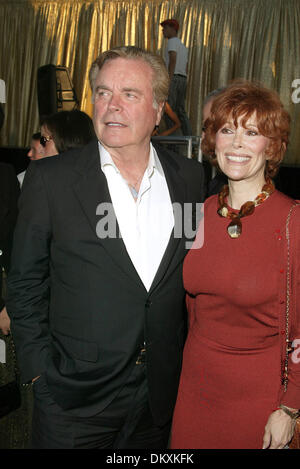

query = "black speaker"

[{"left": 37, "top": 65, "right": 79, "bottom": 118}]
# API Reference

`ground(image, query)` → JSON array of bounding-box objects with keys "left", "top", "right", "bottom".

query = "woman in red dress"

[{"left": 170, "top": 80, "right": 300, "bottom": 449}]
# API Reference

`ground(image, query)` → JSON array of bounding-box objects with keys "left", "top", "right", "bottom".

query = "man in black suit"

[{"left": 7, "top": 46, "right": 205, "bottom": 449}]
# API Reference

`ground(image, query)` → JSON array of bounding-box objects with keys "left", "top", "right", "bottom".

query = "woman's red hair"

[{"left": 201, "top": 80, "right": 290, "bottom": 178}]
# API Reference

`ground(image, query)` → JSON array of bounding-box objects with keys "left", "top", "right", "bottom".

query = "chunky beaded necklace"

[{"left": 217, "top": 178, "right": 275, "bottom": 238}]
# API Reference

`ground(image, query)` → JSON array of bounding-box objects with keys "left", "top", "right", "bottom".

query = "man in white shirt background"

[{"left": 161, "top": 18, "right": 193, "bottom": 136}]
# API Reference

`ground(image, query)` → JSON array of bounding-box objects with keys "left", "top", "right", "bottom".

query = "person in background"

[
  {"left": 152, "top": 101, "right": 181, "bottom": 137},
  {"left": 0, "top": 95, "right": 27, "bottom": 451},
  {"left": 27, "top": 132, "right": 45, "bottom": 161},
  {"left": 17, "top": 132, "right": 45, "bottom": 186},
  {"left": 18, "top": 111, "right": 95, "bottom": 187},
  {"left": 0, "top": 164, "right": 19, "bottom": 334},
  {"left": 40, "top": 109, "right": 96, "bottom": 157},
  {"left": 160, "top": 19, "right": 192, "bottom": 136},
  {"left": 170, "top": 80, "right": 300, "bottom": 449},
  {"left": 7, "top": 46, "right": 205, "bottom": 449},
  {"left": 202, "top": 88, "right": 227, "bottom": 136},
  {"left": 0, "top": 98, "right": 20, "bottom": 335},
  {"left": 12, "top": 110, "right": 95, "bottom": 319},
  {"left": 202, "top": 88, "right": 228, "bottom": 196}
]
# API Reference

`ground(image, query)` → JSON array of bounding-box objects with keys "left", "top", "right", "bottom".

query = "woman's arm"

[
  {"left": 157, "top": 102, "right": 181, "bottom": 137},
  {"left": 263, "top": 205, "right": 300, "bottom": 449}
]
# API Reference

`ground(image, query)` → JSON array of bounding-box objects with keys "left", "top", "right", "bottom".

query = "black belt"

[{"left": 174, "top": 74, "right": 187, "bottom": 78}]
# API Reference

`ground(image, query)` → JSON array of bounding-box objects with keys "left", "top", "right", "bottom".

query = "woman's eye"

[{"left": 220, "top": 127, "right": 233, "bottom": 134}]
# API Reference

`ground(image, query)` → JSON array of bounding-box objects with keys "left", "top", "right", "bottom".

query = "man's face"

[
  {"left": 27, "top": 138, "right": 45, "bottom": 160},
  {"left": 161, "top": 25, "right": 176, "bottom": 39},
  {"left": 92, "top": 57, "right": 163, "bottom": 156}
]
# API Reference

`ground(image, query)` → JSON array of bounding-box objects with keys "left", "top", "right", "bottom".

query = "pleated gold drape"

[{"left": 1, "top": 0, "right": 300, "bottom": 165}]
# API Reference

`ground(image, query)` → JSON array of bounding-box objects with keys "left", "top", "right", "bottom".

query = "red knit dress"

[{"left": 170, "top": 190, "right": 294, "bottom": 449}]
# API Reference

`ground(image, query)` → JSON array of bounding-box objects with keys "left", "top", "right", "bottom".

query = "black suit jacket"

[
  {"left": 7, "top": 139, "right": 205, "bottom": 425},
  {"left": 0, "top": 162, "right": 20, "bottom": 310}
]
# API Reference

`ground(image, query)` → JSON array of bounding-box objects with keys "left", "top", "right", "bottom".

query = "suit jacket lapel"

[
  {"left": 71, "top": 141, "right": 190, "bottom": 294},
  {"left": 72, "top": 140, "right": 146, "bottom": 290},
  {"left": 149, "top": 146, "right": 188, "bottom": 294}
]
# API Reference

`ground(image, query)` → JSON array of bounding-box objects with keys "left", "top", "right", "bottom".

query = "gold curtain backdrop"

[{"left": 1, "top": 0, "right": 300, "bottom": 165}]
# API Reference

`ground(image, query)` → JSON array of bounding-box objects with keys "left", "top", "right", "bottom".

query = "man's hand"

[
  {"left": 0, "top": 306, "right": 11, "bottom": 335},
  {"left": 262, "top": 409, "right": 296, "bottom": 449}
]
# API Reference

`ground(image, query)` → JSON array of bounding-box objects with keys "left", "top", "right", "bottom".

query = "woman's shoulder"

[
  {"left": 273, "top": 190, "right": 300, "bottom": 231},
  {"left": 273, "top": 190, "right": 299, "bottom": 210}
]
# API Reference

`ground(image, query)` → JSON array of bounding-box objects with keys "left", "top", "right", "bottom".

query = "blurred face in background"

[
  {"left": 161, "top": 25, "right": 177, "bottom": 39},
  {"left": 40, "top": 125, "right": 58, "bottom": 157},
  {"left": 27, "top": 138, "right": 45, "bottom": 161},
  {"left": 202, "top": 98, "right": 214, "bottom": 139}
]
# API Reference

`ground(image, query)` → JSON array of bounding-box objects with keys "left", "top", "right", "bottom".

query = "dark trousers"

[
  {"left": 165, "top": 75, "right": 192, "bottom": 136},
  {"left": 31, "top": 361, "right": 171, "bottom": 449}
]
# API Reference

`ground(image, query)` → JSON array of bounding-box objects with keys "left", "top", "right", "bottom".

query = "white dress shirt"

[{"left": 99, "top": 142, "right": 174, "bottom": 291}]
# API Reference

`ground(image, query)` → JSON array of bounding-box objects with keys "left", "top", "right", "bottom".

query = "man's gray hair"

[{"left": 89, "top": 46, "right": 170, "bottom": 108}]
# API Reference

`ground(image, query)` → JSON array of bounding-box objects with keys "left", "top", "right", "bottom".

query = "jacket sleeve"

[
  {"left": 6, "top": 161, "right": 52, "bottom": 383},
  {"left": 281, "top": 204, "right": 300, "bottom": 409}
]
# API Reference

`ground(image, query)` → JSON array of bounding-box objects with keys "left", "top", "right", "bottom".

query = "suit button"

[{"left": 145, "top": 300, "right": 152, "bottom": 308}]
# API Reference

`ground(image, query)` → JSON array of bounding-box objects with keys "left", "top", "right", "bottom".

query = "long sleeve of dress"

[{"left": 281, "top": 204, "right": 300, "bottom": 409}]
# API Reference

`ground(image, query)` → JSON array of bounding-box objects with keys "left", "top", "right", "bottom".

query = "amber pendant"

[{"left": 227, "top": 219, "right": 242, "bottom": 238}]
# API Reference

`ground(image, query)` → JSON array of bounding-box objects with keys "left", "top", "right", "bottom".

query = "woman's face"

[
  {"left": 40, "top": 125, "right": 58, "bottom": 157},
  {"left": 215, "top": 113, "right": 271, "bottom": 184}
]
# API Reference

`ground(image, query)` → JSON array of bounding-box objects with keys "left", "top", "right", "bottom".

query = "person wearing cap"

[{"left": 160, "top": 19, "right": 192, "bottom": 136}]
